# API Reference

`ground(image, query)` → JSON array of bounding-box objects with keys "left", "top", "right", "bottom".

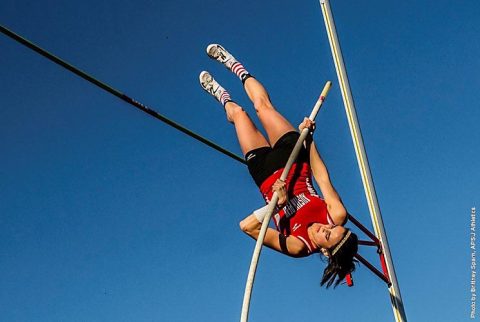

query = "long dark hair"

[{"left": 320, "top": 229, "right": 358, "bottom": 288}]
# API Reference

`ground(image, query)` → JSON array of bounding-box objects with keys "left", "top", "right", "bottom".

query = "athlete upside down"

[{"left": 200, "top": 44, "right": 358, "bottom": 288}]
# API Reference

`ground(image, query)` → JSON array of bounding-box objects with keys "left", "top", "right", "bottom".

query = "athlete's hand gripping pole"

[{"left": 240, "top": 81, "right": 332, "bottom": 322}]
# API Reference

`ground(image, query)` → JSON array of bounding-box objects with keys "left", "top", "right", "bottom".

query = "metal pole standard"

[
  {"left": 240, "top": 81, "right": 332, "bottom": 322},
  {"left": 0, "top": 24, "right": 245, "bottom": 164},
  {"left": 318, "top": 1, "right": 407, "bottom": 321}
]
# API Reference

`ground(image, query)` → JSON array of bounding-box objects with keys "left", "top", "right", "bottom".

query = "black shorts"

[{"left": 245, "top": 131, "right": 309, "bottom": 187}]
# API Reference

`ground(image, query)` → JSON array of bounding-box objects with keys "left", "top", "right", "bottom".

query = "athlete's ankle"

[
  {"left": 231, "top": 61, "right": 252, "bottom": 83},
  {"left": 241, "top": 73, "right": 254, "bottom": 85}
]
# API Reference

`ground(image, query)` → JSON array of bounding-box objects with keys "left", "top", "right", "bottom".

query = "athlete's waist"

[
  {"left": 259, "top": 163, "right": 310, "bottom": 193},
  {"left": 262, "top": 184, "right": 319, "bottom": 203}
]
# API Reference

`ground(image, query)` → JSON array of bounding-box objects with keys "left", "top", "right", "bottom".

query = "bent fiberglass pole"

[
  {"left": 319, "top": 1, "right": 407, "bottom": 321},
  {"left": 240, "top": 81, "right": 332, "bottom": 322}
]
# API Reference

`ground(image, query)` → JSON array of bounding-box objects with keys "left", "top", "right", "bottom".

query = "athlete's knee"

[
  {"left": 226, "top": 103, "right": 246, "bottom": 118},
  {"left": 253, "top": 96, "right": 274, "bottom": 113}
]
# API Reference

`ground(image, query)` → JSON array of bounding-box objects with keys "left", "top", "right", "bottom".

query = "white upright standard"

[
  {"left": 319, "top": 0, "right": 407, "bottom": 321},
  {"left": 240, "top": 81, "right": 332, "bottom": 322}
]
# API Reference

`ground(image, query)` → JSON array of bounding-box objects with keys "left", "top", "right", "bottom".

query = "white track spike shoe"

[
  {"left": 206, "top": 44, "right": 237, "bottom": 70},
  {"left": 199, "top": 71, "right": 225, "bottom": 102}
]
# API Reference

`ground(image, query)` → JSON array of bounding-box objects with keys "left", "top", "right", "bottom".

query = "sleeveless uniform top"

[{"left": 259, "top": 162, "right": 335, "bottom": 254}]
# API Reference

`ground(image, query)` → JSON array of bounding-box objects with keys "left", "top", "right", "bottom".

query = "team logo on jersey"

[{"left": 283, "top": 193, "right": 311, "bottom": 218}]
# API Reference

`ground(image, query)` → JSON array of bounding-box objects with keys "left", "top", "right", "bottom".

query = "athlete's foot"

[
  {"left": 199, "top": 71, "right": 234, "bottom": 122},
  {"left": 206, "top": 44, "right": 237, "bottom": 70},
  {"left": 207, "top": 44, "right": 252, "bottom": 83},
  {"left": 199, "top": 71, "right": 227, "bottom": 102}
]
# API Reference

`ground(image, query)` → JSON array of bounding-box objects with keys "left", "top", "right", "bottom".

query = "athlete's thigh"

[{"left": 256, "top": 107, "right": 296, "bottom": 147}]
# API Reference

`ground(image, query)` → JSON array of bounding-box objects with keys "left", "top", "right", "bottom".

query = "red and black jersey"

[{"left": 259, "top": 162, "right": 334, "bottom": 253}]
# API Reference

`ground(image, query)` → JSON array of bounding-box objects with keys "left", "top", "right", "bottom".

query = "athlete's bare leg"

[
  {"left": 224, "top": 101, "right": 270, "bottom": 156},
  {"left": 205, "top": 44, "right": 295, "bottom": 146},
  {"left": 243, "top": 77, "right": 296, "bottom": 146},
  {"left": 199, "top": 70, "right": 269, "bottom": 156}
]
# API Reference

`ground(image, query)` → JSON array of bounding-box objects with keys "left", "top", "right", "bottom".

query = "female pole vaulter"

[{"left": 199, "top": 44, "right": 358, "bottom": 288}]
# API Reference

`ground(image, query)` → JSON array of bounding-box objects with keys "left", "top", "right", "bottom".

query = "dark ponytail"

[{"left": 320, "top": 230, "right": 358, "bottom": 288}]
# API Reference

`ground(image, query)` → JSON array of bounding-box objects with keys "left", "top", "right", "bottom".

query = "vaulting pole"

[
  {"left": 318, "top": 1, "right": 407, "bottom": 321},
  {"left": 240, "top": 81, "right": 332, "bottom": 322}
]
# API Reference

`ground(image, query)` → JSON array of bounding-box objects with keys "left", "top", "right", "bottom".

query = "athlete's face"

[{"left": 309, "top": 223, "right": 346, "bottom": 249}]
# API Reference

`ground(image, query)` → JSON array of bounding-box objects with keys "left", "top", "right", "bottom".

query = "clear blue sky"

[{"left": 1, "top": 1, "right": 479, "bottom": 321}]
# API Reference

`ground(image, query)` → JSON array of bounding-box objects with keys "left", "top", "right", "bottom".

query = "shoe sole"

[
  {"left": 206, "top": 44, "right": 222, "bottom": 59},
  {"left": 199, "top": 71, "right": 213, "bottom": 89}
]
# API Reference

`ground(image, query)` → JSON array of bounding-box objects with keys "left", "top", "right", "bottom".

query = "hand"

[
  {"left": 298, "top": 117, "right": 316, "bottom": 133},
  {"left": 272, "top": 179, "right": 288, "bottom": 207}
]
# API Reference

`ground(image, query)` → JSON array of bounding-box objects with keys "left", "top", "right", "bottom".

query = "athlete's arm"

[
  {"left": 309, "top": 141, "right": 347, "bottom": 222},
  {"left": 239, "top": 214, "right": 309, "bottom": 258},
  {"left": 299, "top": 118, "right": 347, "bottom": 223}
]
